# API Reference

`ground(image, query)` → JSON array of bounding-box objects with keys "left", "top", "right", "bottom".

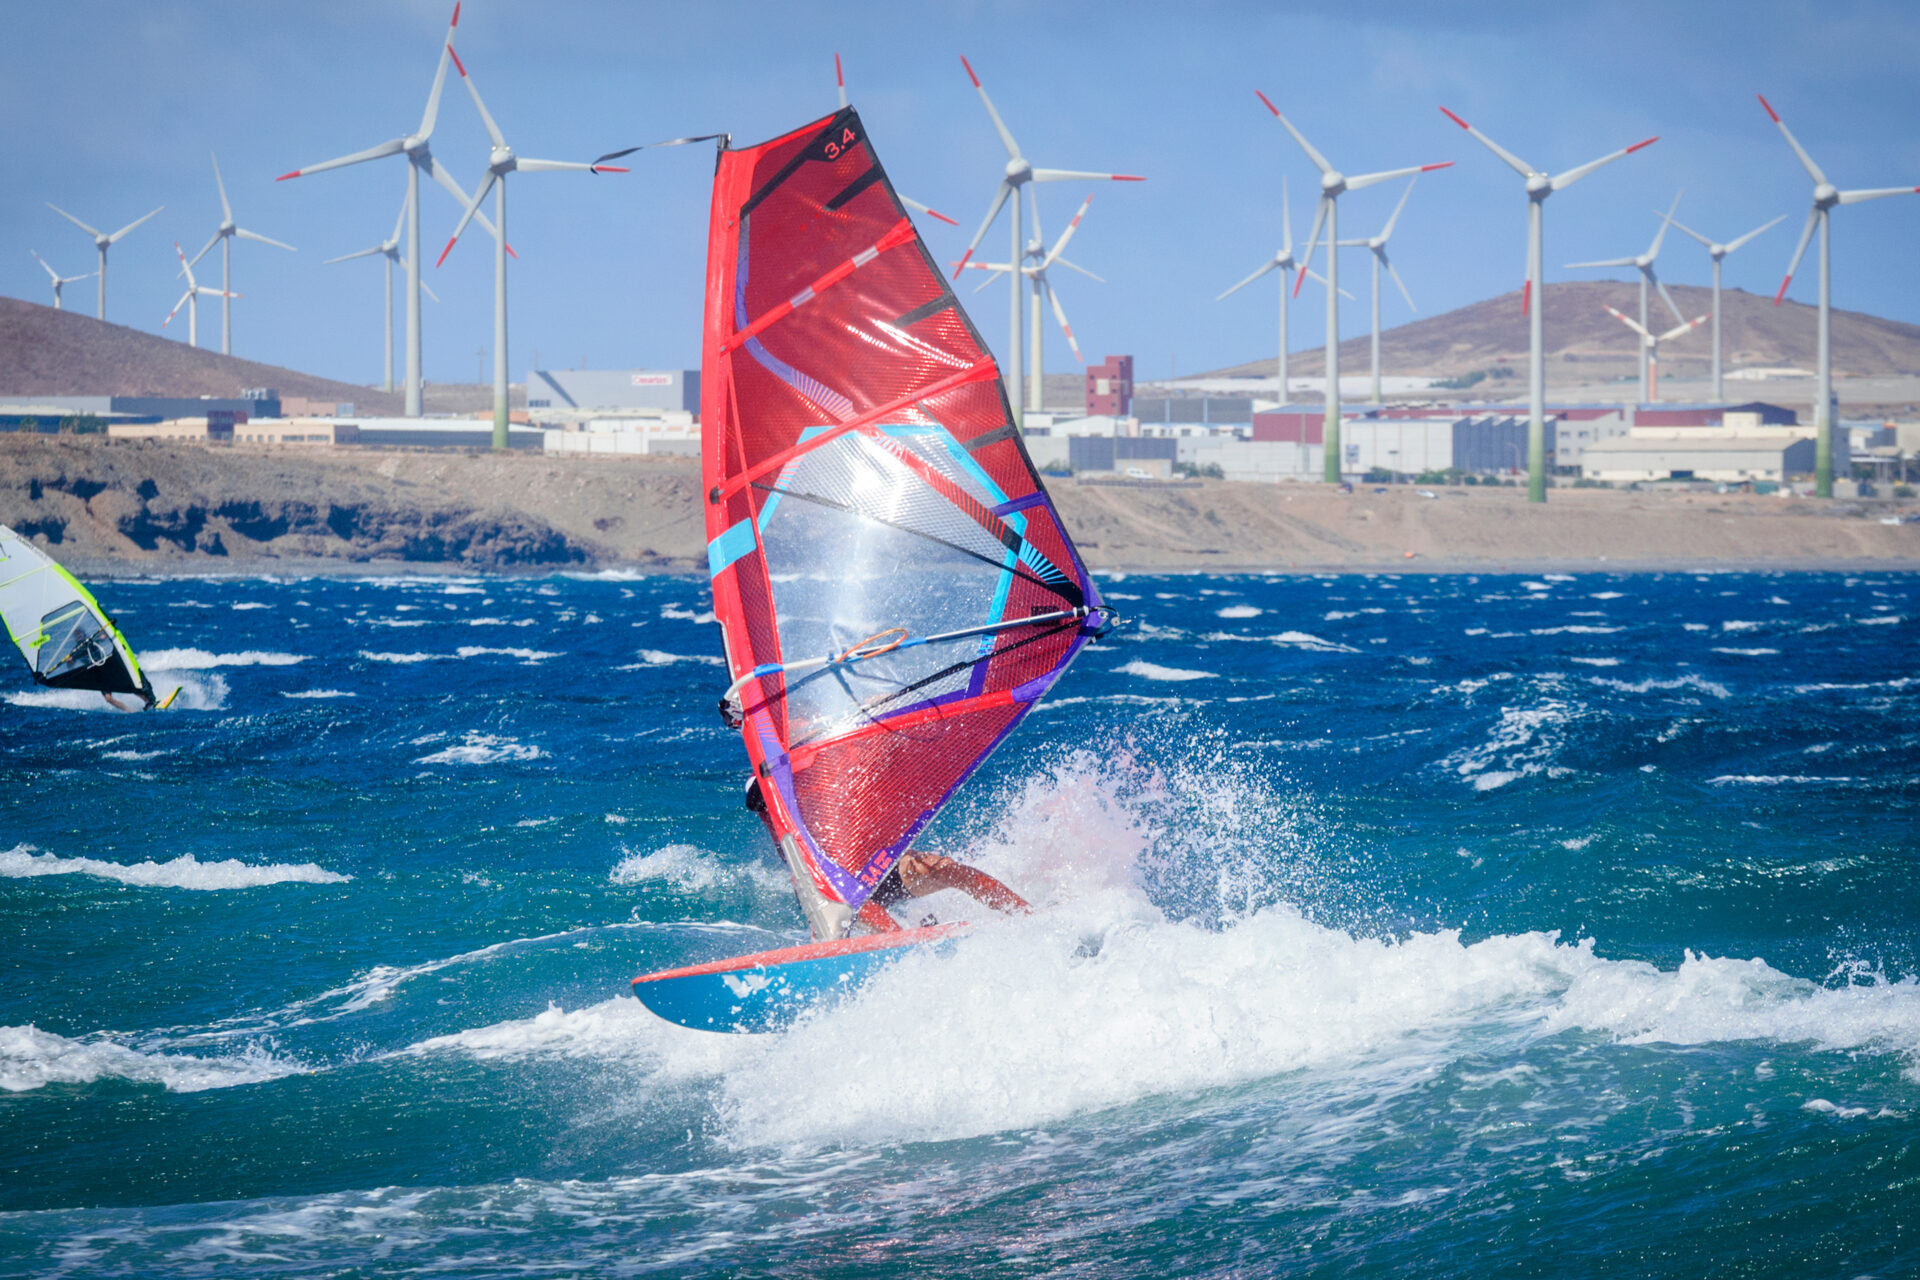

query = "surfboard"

[{"left": 632, "top": 923, "right": 963, "bottom": 1033}]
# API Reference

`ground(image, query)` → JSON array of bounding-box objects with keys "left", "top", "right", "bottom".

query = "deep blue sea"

[{"left": 3, "top": 568, "right": 1918, "bottom": 1277}]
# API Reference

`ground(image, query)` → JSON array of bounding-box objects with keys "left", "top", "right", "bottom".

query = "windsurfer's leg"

[
  {"left": 897, "top": 852, "right": 1030, "bottom": 915},
  {"left": 102, "top": 692, "right": 130, "bottom": 712}
]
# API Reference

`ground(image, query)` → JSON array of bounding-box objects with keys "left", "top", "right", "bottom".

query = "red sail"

[{"left": 701, "top": 109, "right": 1104, "bottom": 933}]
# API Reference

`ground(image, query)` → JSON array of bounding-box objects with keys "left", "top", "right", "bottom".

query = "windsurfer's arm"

[{"left": 896, "top": 852, "right": 1029, "bottom": 915}]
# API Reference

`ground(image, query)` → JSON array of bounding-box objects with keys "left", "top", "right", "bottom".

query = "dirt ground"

[{"left": 2, "top": 435, "right": 1915, "bottom": 576}]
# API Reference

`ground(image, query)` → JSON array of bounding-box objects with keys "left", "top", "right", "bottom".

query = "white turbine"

[
  {"left": 434, "top": 44, "right": 629, "bottom": 450},
  {"left": 962, "top": 194, "right": 1102, "bottom": 381},
  {"left": 44, "top": 203, "right": 162, "bottom": 322},
  {"left": 1437, "top": 105, "right": 1657, "bottom": 502},
  {"left": 325, "top": 190, "right": 440, "bottom": 394},
  {"left": 835, "top": 53, "right": 957, "bottom": 230},
  {"left": 1602, "top": 305, "right": 1706, "bottom": 403},
  {"left": 1664, "top": 212, "right": 1784, "bottom": 402},
  {"left": 1218, "top": 176, "right": 1349, "bottom": 401},
  {"left": 162, "top": 242, "right": 238, "bottom": 349},
  {"left": 1263, "top": 90, "right": 1451, "bottom": 482},
  {"left": 1567, "top": 191, "right": 1688, "bottom": 406},
  {"left": 276, "top": 3, "right": 500, "bottom": 418},
  {"left": 1335, "top": 176, "right": 1422, "bottom": 405},
  {"left": 953, "top": 55, "right": 1144, "bottom": 428},
  {"left": 29, "top": 251, "right": 94, "bottom": 311},
  {"left": 1758, "top": 93, "right": 1920, "bottom": 497},
  {"left": 183, "top": 154, "right": 295, "bottom": 356}
]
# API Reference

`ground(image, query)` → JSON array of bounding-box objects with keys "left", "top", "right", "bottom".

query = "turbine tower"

[
  {"left": 1263, "top": 91, "right": 1451, "bottom": 482},
  {"left": 1602, "top": 305, "right": 1706, "bottom": 403},
  {"left": 1336, "top": 176, "right": 1422, "bottom": 405},
  {"left": 1758, "top": 94, "right": 1920, "bottom": 497},
  {"left": 163, "top": 242, "right": 238, "bottom": 349},
  {"left": 1437, "top": 105, "right": 1656, "bottom": 502},
  {"left": 276, "top": 3, "right": 500, "bottom": 418},
  {"left": 1567, "top": 192, "right": 1687, "bottom": 405},
  {"left": 1217, "top": 176, "right": 1346, "bottom": 402},
  {"left": 953, "top": 55, "right": 1143, "bottom": 430},
  {"left": 184, "top": 154, "right": 295, "bottom": 357},
  {"left": 44, "top": 204, "right": 162, "bottom": 322},
  {"left": 325, "top": 190, "right": 439, "bottom": 393},
  {"left": 835, "top": 54, "right": 956, "bottom": 229},
  {"left": 29, "top": 252, "right": 94, "bottom": 311},
  {"left": 435, "top": 45, "right": 629, "bottom": 451},
  {"left": 1664, "top": 212, "right": 1783, "bottom": 402}
]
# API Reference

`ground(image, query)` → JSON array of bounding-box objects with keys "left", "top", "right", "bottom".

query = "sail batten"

[{"left": 703, "top": 108, "right": 1104, "bottom": 934}]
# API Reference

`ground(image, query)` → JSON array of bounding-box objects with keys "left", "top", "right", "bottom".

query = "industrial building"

[
  {"left": 524, "top": 369, "right": 699, "bottom": 416},
  {"left": 1581, "top": 433, "right": 1819, "bottom": 483}
]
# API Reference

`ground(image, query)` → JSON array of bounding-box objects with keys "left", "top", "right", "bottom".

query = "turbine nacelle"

[
  {"left": 489, "top": 145, "right": 516, "bottom": 173},
  {"left": 1005, "top": 156, "right": 1032, "bottom": 184},
  {"left": 1813, "top": 181, "right": 1839, "bottom": 209},
  {"left": 1320, "top": 170, "right": 1346, "bottom": 197},
  {"left": 1526, "top": 173, "right": 1552, "bottom": 198}
]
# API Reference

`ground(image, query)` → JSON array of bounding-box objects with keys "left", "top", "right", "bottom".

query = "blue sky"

[{"left": 4, "top": 1, "right": 1917, "bottom": 389}]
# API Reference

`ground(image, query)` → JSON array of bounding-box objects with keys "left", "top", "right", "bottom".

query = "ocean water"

[{"left": 2, "top": 569, "right": 1918, "bottom": 1276}]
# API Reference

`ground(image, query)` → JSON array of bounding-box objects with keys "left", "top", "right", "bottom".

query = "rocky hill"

[{"left": 1204, "top": 281, "right": 1920, "bottom": 381}]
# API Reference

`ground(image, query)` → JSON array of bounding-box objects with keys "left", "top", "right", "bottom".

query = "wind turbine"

[
  {"left": 835, "top": 54, "right": 956, "bottom": 229},
  {"left": 325, "top": 190, "right": 439, "bottom": 393},
  {"left": 953, "top": 55, "right": 1143, "bottom": 429},
  {"left": 962, "top": 194, "right": 1102, "bottom": 386},
  {"left": 1758, "top": 94, "right": 1920, "bottom": 497},
  {"left": 1218, "top": 176, "right": 1346, "bottom": 402},
  {"left": 1263, "top": 91, "right": 1451, "bottom": 482},
  {"left": 434, "top": 45, "right": 629, "bottom": 451},
  {"left": 44, "top": 203, "right": 162, "bottom": 322},
  {"left": 1602, "top": 305, "right": 1706, "bottom": 403},
  {"left": 1336, "top": 176, "right": 1422, "bottom": 405},
  {"left": 1664, "top": 212, "right": 1784, "bottom": 402},
  {"left": 1437, "top": 105, "right": 1657, "bottom": 502},
  {"left": 162, "top": 242, "right": 238, "bottom": 349},
  {"left": 1567, "top": 192, "right": 1688, "bottom": 406},
  {"left": 28, "top": 252, "right": 94, "bottom": 311},
  {"left": 276, "top": 3, "right": 501, "bottom": 418},
  {"left": 183, "top": 154, "right": 295, "bottom": 357}
]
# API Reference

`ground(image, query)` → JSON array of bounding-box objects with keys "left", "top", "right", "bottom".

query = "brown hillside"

[
  {"left": 1205, "top": 281, "right": 1920, "bottom": 381},
  {"left": 0, "top": 295, "right": 403, "bottom": 412}
]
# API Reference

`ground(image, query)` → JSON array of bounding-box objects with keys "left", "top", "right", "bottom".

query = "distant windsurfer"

[{"left": 745, "top": 778, "right": 1028, "bottom": 931}]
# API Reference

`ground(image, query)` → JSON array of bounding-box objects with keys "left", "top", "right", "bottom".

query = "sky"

[{"left": 4, "top": 0, "right": 1918, "bottom": 391}]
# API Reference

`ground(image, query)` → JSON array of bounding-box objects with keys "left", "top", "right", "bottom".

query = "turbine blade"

[
  {"left": 324, "top": 246, "right": 386, "bottom": 264},
  {"left": 211, "top": 152, "right": 232, "bottom": 221},
  {"left": 1030, "top": 169, "right": 1145, "bottom": 183},
  {"left": 960, "top": 56, "right": 1022, "bottom": 161},
  {"left": 187, "top": 231, "right": 221, "bottom": 269},
  {"left": 1046, "top": 281, "right": 1084, "bottom": 363},
  {"left": 590, "top": 134, "right": 726, "bottom": 167},
  {"left": 390, "top": 190, "right": 410, "bottom": 245},
  {"left": 1218, "top": 258, "right": 1281, "bottom": 301},
  {"left": 836, "top": 52, "right": 846, "bottom": 110},
  {"left": 236, "top": 229, "right": 296, "bottom": 251},
  {"left": 1385, "top": 254, "right": 1416, "bottom": 312},
  {"left": 1549, "top": 136, "right": 1658, "bottom": 191},
  {"left": 417, "top": 3, "right": 462, "bottom": 138},
  {"left": 278, "top": 138, "right": 407, "bottom": 180},
  {"left": 1347, "top": 162, "right": 1451, "bottom": 192},
  {"left": 1565, "top": 257, "right": 1639, "bottom": 269},
  {"left": 515, "top": 157, "right": 597, "bottom": 173},
  {"left": 1294, "top": 198, "right": 1329, "bottom": 297},
  {"left": 172, "top": 241, "right": 195, "bottom": 289},
  {"left": 450, "top": 45, "right": 508, "bottom": 149},
  {"left": 1051, "top": 257, "right": 1103, "bottom": 283},
  {"left": 1604, "top": 304, "right": 1650, "bottom": 339},
  {"left": 1647, "top": 191, "right": 1682, "bottom": 258},
  {"left": 1281, "top": 174, "right": 1292, "bottom": 255},
  {"left": 164, "top": 290, "right": 191, "bottom": 326},
  {"left": 1301, "top": 267, "right": 1354, "bottom": 300},
  {"left": 436, "top": 168, "right": 497, "bottom": 266},
  {"left": 1256, "top": 91, "right": 1332, "bottom": 174},
  {"left": 1757, "top": 95, "right": 1827, "bottom": 186},
  {"left": 1437, "top": 107, "right": 1536, "bottom": 178},
  {"left": 1664, "top": 215, "right": 1714, "bottom": 249},
  {"left": 1380, "top": 176, "right": 1416, "bottom": 241},
  {"left": 427, "top": 157, "right": 503, "bottom": 247},
  {"left": 899, "top": 195, "right": 960, "bottom": 226},
  {"left": 421, "top": 277, "right": 442, "bottom": 304},
  {"left": 1650, "top": 267, "right": 1685, "bottom": 326},
  {"left": 1837, "top": 185, "right": 1920, "bottom": 205},
  {"left": 46, "top": 204, "right": 101, "bottom": 238},
  {"left": 1659, "top": 314, "right": 1708, "bottom": 342},
  {"left": 107, "top": 206, "right": 163, "bottom": 243},
  {"left": 1044, "top": 195, "right": 1093, "bottom": 266},
  {"left": 30, "top": 250, "right": 57, "bottom": 282},
  {"left": 1724, "top": 213, "right": 1786, "bottom": 253},
  {"left": 954, "top": 181, "right": 1011, "bottom": 277},
  {"left": 971, "top": 268, "right": 1006, "bottom": 294},
  {"left": 1774, "top": 206, "right": 1818, "bottom": 304}
]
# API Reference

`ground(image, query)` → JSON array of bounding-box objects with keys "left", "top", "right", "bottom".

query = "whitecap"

[
  {"left": 1712, "top": 647, "right": 1780, "bottom": 657},
  {"left": 1588, "top": 674, "right": 1731, "bottom": 699},
  {"left": 281, "top": 690, "right": 358, "bottom": 699},
  {"left": 1115, "top": 660, "right": 1215, "bottom": 682},
  {"left": 454, "top": 646, "right": 560, "bottom": 662},
  {"left": 359, "top": 651, "right": 438, "bottom": 664},
  {"left": 0, "top": 1024, "right": 306, "bottom": 1094},
  {"left": 143, "top": 648, "right": 305, "bottom": 669},
  {"left": 1214, "top": 605, "right": 1263, "bottom": 619},
  {"left": 414, "top": 734, "right": 546, "bottom": 766},
  {"left": 0, "top": 845, "right": 349, "bottom": 889}
]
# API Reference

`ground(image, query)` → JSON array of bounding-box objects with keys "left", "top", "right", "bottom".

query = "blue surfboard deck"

[{"left": 631, "top": 924, "right": 963, "bottom": 1033}]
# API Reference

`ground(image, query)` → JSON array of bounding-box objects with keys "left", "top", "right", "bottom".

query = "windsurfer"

[{"left": 745, "top": 778, "right": 1029, "bottom": 926}]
